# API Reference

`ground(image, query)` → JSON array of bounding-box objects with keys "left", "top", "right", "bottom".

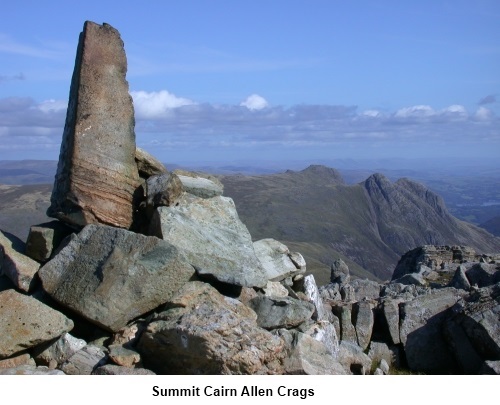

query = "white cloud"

[
  {"left": 240, "top": 94, "right": 269, "bottom": 111},
  {"left": 395, "top": 105, "right": 435, "bottom": 118},
  {"left": 475, "top": 106, "right": 494, "bottom": 121},
  {"left": 362, "top": 109, "right": 383, "bottom": 118},
  {"left": 36, "top": 99, "right": 67, "bottom": 113},
  {"left": 130, "top": 90, "right": 196, "bottom": 119}
]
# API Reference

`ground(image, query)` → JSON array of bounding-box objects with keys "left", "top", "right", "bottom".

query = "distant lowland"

[{"left": 0, "top": 159, "right": 499, "bottom": 284}]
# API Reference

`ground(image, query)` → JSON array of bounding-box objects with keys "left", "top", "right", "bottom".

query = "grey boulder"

[
  {"left": 39, "top": 224, "right": 195, "bottom": 332},
  {"left": 150, "top": 196, "right": 267, "bottom": 288}
]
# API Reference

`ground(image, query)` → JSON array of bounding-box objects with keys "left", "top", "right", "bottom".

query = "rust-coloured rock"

[{"left": 47, "top": 21, "right": 140, "bottom": 229}]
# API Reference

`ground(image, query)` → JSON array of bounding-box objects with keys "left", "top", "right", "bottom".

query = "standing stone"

[
  {"left": 47, "top": 21, "right": 140, "bottom": 229},
  {"left": 352, "top": 301, "right": 374, "bottom": 351}
]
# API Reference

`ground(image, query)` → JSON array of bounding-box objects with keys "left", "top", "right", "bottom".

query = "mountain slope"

[{"left": 221, "top": 165, "right": 500, "bottom": 283}]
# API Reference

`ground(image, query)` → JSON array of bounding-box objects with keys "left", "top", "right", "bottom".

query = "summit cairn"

[{"left": 47, "top": 21, "right": 141, "bottom": 229}]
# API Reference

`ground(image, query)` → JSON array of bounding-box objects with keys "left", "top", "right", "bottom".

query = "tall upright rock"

[{"left": 47, "top": 21, "right": 140, "bottom": 229}]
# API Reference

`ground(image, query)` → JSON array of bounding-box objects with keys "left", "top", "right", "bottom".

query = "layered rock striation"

[{"left": 47, "top": 21, "right": 141, "bottom": 229}]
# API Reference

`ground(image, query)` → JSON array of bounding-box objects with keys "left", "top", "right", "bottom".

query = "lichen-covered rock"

[
  {"left": 150, "top": 196, "right": 267, "bottom": 288},
  {"left": 138, "top": 281, "right": 285, "bottom": 374},
  {"left": 253, "top": 238, "right": 305, "bottom": 282},
  {"left": 0, "top": 289, "right": 73, "bottom": 359},
  {"left": 39, "top": 224, "right": 195, "bottom": 332},
  {"left": 248, "top": 296, "right": 315, "bottom": 330},
  {"left": 47, "top": 21, "right": 141, "bottom": 229}
]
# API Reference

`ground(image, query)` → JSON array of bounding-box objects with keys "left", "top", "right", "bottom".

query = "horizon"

[{"left": 1, "top": 1, "right": 499, "bottom": 164}]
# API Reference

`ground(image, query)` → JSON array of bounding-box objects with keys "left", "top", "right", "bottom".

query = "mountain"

[
  {"left": 0, "top": 184, "right": 52, "bottom": 241},
  {"left": 481, "top": 216, "right": 500, "bottom": 237},
  {"left": 220, "top": 165, "right": 500, "bottom": 284}
]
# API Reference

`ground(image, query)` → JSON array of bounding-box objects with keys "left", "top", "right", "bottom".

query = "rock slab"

[
  {"left": 39, "top": 224, "right": 195, "bottom": 332},
  {"left": 47, "top": 21, "right": 140, "bottom": 229},
  {"left": 150, "top": 196, "right": 267, "bottom": 288}
]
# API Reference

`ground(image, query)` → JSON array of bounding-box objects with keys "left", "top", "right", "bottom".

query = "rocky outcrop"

[
  {"left": 150, "top": 196, "right": 268, "bottom": 288},
  {"left": 38, "top": 224, "right": 195, "bottom": 332},
  {"left": 392, "top": 245, "right": 478, "bottom": 280},
  {"left": 47, "top": 21, "right": 141, "bottom": 229}
]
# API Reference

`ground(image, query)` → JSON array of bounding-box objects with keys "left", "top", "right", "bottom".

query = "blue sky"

[{"left": 0, "top": 0, "right": 499, "bottom": 167}]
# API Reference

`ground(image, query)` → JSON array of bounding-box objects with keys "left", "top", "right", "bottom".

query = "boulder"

[
  {"left": 302, "top": 274, "right": 328, "bottom": 321},
  {"left": 138, "top": 281, "right": 285, "bottom": 374},
  {"left": 108, "top": 344, "right": 141, "bottom": 368},
  {"left": 337, "top": 341, "right": 372, "bottom": 375},
  {"left": 452, "top": 284, "right": 500, "bottom": 361},
  {"left": 262, "top": 281, "right": 289, "bottom": 297},
  {"left": 135, "top": 147, "right": 167, "bottom": 178},
  {"left": 0, "top": 230, "right": 40, "bottom": 292},
  {"left": 60, "top": 344, "right": 107, "bottom": 375},
  {"left": 298, "top": 320, "right": 340, "bottom": 358},
  {"left": 38, "top": 224, "right": 195, "bottom": 332},
  {"left": 331, "top": 259, "right": 350, "bottom": 284},
  {"left": 465, "top": 263, "right": 500, "bottom": 288},
  {"left": 332, "top": 305, "right": 357, "bottom": 344},
  {"left": 253, "top": 238, "right": 305, "bottom": 282},
  {"left": 352, "top": 301, "right": 374, "bottom": 351},
  {"left": 25, "top": 221, "right": 73, "bottom": 263},
  {"left": 32, "top": 333, "right": 86, "bottom": 369},
  {"left": 47, "top": 21, "right": 141, "bottom": 229},
  {"left": 350, "top": 278, "right": 382, "bottom": 301},
  {"left": 248, "top": 296, "right": 315, "bottom": 330},
  {"left": 399, "top": 287, "right": 464, "bottom": 373},
  {"left": 0, "top": 289, "right": 73, "bottom": 359},
  {"left": 174, "top": 171, "right": 224, "bottom": 199},
  {"left": 449, "top": 265, "right": 471, "bottom": 290},
  {"left": 145, "top": 172, "right": 183, "bottom": 208},
  {"left": 367, "top": 341, "right": 402, "bottom": 368},
  {"left": 381, "top": 298, "right": 402, "bottom": 345},
  {"left": 150, "top": 196, "right": 267, "bottom": 288},
  {"left": 282, "top": 331, "right": 345, "bottom": 375}
]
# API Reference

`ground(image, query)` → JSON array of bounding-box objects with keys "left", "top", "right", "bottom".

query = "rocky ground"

[{"left": 1, "top": 20, "right": 499, "bottom": 376}]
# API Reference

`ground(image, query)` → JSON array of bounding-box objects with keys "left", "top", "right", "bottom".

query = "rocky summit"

[{"left": 1, "top": 21, "right": 499, "bottom": 376}]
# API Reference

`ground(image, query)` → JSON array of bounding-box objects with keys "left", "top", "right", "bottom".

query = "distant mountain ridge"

[{"left": 220, "top": 165, "right": 500, "bottom": 283}]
